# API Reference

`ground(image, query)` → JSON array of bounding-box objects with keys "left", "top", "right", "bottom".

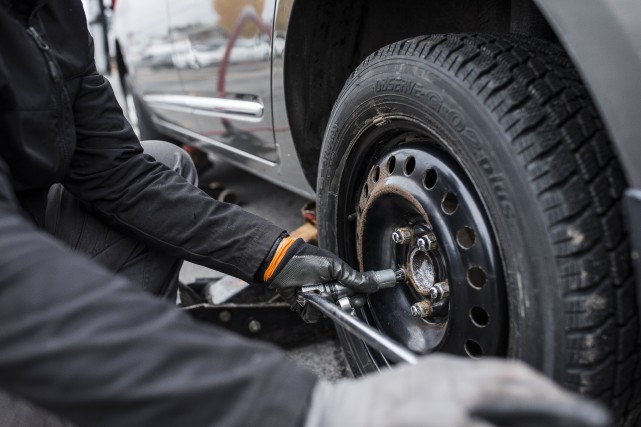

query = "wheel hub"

[
  {"left": 408, "top": 247, "right": 437, "bottom": 296},
  {"left": 355, "top": 141, "right": 507, "bottom": 358}
]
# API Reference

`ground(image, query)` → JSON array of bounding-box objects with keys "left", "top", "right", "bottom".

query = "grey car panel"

[
  {"left": 114, "top": 0, "right": 314, "bottom": 199},
  {"left": 114, "top": 0, "right": 640, "bottom": 195},
  {"left": 534, "top": 0, "right": 641, "bottom": 187},
  {"left": 112, "top": 0, "right": 192, "bottom": 128},
  {"left": 167, "top": 0, "right": 278, "bottom": 163}
]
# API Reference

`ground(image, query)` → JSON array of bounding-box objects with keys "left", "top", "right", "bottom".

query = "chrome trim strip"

[
  {"left": 144, "top": 94, "right": 264, "bottom": 123},
  {"left": 155, "top": 118, "right": 277, "bottom": 167}
]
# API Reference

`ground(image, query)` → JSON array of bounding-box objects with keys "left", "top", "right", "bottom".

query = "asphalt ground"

[{"left": 107, "top": 74, "right": 352, "bottom": 382}]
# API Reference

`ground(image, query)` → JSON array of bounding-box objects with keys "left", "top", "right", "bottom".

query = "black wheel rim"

[{"left": 336, "top": 120, "right": 507, "bottom": 366}]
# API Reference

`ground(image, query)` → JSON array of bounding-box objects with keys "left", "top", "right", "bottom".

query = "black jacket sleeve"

[
  {"left": 0, "top": 158, "right": 316, "bottom": 426},
  {"left": 62, "top": 37, "right": 283, "bottom": 283}
]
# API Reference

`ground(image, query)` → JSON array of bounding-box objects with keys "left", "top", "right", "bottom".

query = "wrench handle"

[{"left": 300, "top": 292, "right": 418, "bottom": 365}]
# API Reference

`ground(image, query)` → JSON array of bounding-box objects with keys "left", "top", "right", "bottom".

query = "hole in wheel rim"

[
  {"left": 441, "top": 193, "right": 458, "bottom": 214},
  {"left": 387, "top": 156, "right": 396, "bottom": 173},
  {"left": 467, "top": 266, "right": 486, "bottom": 289},
  {"left": 371, "top": 166, "right": 380, "bottom": 183},
  {"left": 363, "top": 183, "right": 369, "bottom": 198},
  {"left": 404, "top": 156, "right": 416, "bottom": 175},
  {"left": 423, "top": 169, "right": 437, "bottom": 189},
  {"left": 464, "top": 339, "right": 483, "bottom": 358},
  {"left": 470, "top": 306, "right": 489, "bottom": 327},
  {"left": 457, "top": 226, "right": 476, "bottom": 249}
]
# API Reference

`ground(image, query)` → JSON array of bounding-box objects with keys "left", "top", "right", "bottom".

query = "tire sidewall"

[{"left": 318, "top": 57, "right": 564, "bottom": 376}]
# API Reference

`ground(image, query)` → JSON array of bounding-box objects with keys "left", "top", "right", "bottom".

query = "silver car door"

[
  {"left": 114, "top": 0, "right": 194, "bottom": 129},
  {"left": 167, "top": 0, "right": 278, "bottom": 162}
]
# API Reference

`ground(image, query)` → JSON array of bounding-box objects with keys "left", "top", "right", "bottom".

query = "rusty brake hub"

[{"left": 353, "top": 141, "right": 507, "bottom": 358}]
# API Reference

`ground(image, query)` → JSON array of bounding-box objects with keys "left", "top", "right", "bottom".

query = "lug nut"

[
  {"left": 417, "top": 233, "right": 438, "bottom": 251},
  {"left": 392, "top": 227, "right": 412, "bottom": 244},
  {"left": 428, "top": 282, "right": 449, "bottom": 301},
  {"left": 410, "top": 300, "right": 433, "bottom": 318}
]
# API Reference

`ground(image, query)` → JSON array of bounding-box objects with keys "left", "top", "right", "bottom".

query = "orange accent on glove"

[{"left": 263, "top": 236, "right": 296, "bottom": 282}]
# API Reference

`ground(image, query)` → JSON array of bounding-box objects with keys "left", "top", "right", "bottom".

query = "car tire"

[{"left": 316, "top": 33, "right": 639, "bottom": 421}]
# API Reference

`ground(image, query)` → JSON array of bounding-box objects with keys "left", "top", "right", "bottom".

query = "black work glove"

[{"left": 259, "top": 237, "right": 395, "bottom": 323}]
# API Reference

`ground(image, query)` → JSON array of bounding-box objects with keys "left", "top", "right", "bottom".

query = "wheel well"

[{"left": 284, "top": 0, "right": 556, "bottom": 189}]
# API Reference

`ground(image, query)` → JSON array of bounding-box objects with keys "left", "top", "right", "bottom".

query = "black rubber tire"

[
  {"left": 123, "top": 74, "right": 166, "bottom": 141},
  {"left": 317, "top": 33, "right": 639, "bottom": 422}
]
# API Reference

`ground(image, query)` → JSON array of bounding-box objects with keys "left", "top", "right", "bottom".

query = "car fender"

[{"left": 534, "top": 0, "right": 641, "bottom": 187}]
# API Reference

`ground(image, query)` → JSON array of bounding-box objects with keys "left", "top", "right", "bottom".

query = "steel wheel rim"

[{"left": 337, "top": 120, "right": 508, "bottom": 365}]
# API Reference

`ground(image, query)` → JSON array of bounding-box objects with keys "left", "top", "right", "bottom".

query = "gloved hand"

[
  {"left": 304, "top": 355, "right": 610, "bottom": 427},
  {"left": 259, "top": 236, "right": 395, "bottom": 323}
]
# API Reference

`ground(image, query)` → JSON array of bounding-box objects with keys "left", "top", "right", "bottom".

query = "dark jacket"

[
  {"left": 1, "top": 0, "right": 283, "bottom": 283},
  {"left": 0, "top": 0, "right": 316, "bottom": 425}
]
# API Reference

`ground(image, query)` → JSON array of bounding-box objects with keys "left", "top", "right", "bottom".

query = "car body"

[{"left": 112, "top": 0, "right": 641, "bottom": 197}]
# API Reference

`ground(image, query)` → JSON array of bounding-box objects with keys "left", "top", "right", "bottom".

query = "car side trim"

[
  {"left": 154, "top": 118, "right": 277, "bottom": 167},
  {"left": 144, "top": 94, "right": 264, "bottom": 123}
]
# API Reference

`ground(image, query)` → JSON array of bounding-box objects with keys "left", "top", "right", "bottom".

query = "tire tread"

[{"left": 351, "top": 33, "right": 637, "bottom": 419}]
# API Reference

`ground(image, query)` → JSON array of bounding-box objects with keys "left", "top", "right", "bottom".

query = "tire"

[
  {"left": 123, "top": 74, "right": 165, "bottom": 140},
  {"left": 316, "top": 33, "right": 639, "bottom": 422}
]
